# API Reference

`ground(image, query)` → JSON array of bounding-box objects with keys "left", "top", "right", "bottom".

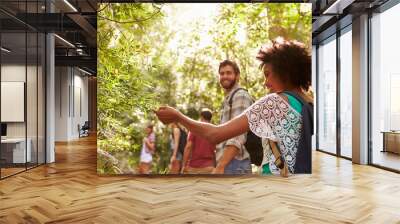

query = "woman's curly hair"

[{"left": 257, "top": 37, "right": 311, "bottom": 91}]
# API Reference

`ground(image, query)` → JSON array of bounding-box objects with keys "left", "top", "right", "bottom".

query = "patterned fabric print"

[{"left": 245, "top": 93, "right": 302, "bottom": 173}]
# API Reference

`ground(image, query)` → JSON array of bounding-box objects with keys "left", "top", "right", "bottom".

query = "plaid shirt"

[{"left": 217, "top": 84, "right": 253, "bottom": 161}]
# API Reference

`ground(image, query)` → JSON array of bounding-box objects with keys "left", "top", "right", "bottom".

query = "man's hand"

[
  {"left": 213, "top": 145, "right": 239, "bottom": 174},
  {"left": 212, "top": 166, "right": 225, "bottom": 174},
  {"left": 155, "top": 106, "right": 181, "bottom": 124}
]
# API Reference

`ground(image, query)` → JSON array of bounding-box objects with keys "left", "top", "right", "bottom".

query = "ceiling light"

[
  {"left": 78, "top": 67, "right": 93, "bottom": 76},
  {"left": 63, "top": 0, "right": 78, "bottom": 12},
  {"left": 322, "top": 0, "right": 354, "bottom": 15},
  {"left": 1, "top": 47, "right": 11, "bottom": 53},
  {"left": 54, "top": 34, "right": 75, "bottom": 48},
  {"left": 76, "top": 48, "right": 85, "bottom": 55}
]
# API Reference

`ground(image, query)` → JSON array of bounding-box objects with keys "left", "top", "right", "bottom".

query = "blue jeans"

[{"left": 224, "top": 158, "right": 252, "bottom": 174}]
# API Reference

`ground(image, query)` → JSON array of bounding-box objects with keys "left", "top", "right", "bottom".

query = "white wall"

[
  {"left": 1, "top": 63, "right": 46, "bottom": 163},
  {"left": 74, "top": 72, "right": 89, "bottom": 137},
  {"left": 55, "top": 67, "right": 89, "bottom": 141},
  {"left": 1, "top": 65, "right": 26, "bottom": 138},
  {"left": 1, "top": 64, "right": 26, "bottom": 82},
  {"left": 55, "top": 66, "right": 69, "bottom": 141}
]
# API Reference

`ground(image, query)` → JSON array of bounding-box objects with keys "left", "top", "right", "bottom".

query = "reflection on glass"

[
  {"left": 38, "top": 33, "right": 46, "bottom": 165},
  {"left": 1, "top": 31, "right": 27, "bottom": 177},
  {"left": 0, "top": 1, "right": 47, "bottom": 179},
  {"left": 340, "top": 29, "right": 352, "bottom": 158},
  {"left": 312, "top": 45, "right": 317, "bottom": 150},
  {"left": 27, "top": 32, "right": 38, "bottom": 169},
  {"left": 318, "top": 37, "right": 337, "bottom": 154},
  {"left": 371, "top": 3, "right": 400, "bottom": 171}
]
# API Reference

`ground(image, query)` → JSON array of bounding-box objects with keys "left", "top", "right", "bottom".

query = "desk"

[
  {"left": 381, "top": 131, "right": 400, "bottom": 154},
  {"left": 1, "top": 138, "right": 31, "bottom": 163}
]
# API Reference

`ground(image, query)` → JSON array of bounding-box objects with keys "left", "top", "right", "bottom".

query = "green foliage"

[
  {"left": 97, "top": 149, "right": 122, "bottom": 174},
  {"left": 98, "top": 3, "right": 175, "bottom": 173},
  {"left": 97, "top": 3, "right": 311, "bottom": 174}
]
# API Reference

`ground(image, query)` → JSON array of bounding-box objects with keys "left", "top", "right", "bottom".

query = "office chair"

[{"left": 79, "top": 121, "right": 90, "bottom": 138}]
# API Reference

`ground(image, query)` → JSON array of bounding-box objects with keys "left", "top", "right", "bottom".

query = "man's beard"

[{"left": 220, "top": 79, "right": 236, "bottom": 90}]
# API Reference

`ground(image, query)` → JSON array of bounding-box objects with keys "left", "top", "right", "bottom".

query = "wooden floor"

[
  {"left": 1, "top": 163, "right": 44, "bottom": 178},
  {"left": 372, "top": 151, "right": 400, "bottom": 171},
  {"left": 1, "top": 136, "right": 400, "bottom": 223},
  {"left": 1, "top": 167, "right": 26, "bottom": 178}
]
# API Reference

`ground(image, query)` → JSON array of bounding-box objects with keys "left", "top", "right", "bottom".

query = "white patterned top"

[{"left": 244, "top": 93, "right": 302, "bottom": 173}]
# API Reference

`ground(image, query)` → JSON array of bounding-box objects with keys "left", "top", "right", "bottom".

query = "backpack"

[
  {"left": 282, "top": 91, "right": 313, "bottom": 174},
  {"left": 177, "top": 128, "right": 188, "bottom": 155},
  {"left": 228, "top": 88, "right": 263, "bottom": 166}
]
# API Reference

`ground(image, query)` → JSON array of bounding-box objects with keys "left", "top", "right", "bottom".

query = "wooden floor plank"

[{"left": 0, "top": 135, "right": 399, "bottom": 223}]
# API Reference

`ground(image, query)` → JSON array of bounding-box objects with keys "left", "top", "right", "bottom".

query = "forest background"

[{"left": 97, "top": 3, "right": 311, "bottom": 174}]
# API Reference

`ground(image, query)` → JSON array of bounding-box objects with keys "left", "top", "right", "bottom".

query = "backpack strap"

[
  {"left": 269, "top": 140, "right": 289, "bottom": 177},
  {"left": 283, "top": 91, "right": 314, "bottom": 134},
  {"left": 228, "top": 88, "right": 248, "bottom": 119},
  {"left": 282, "top": 91, "right": 305, "bottom": 105},
  {"left": 283, "top": 91, "right": 314, "bottom": 173}
]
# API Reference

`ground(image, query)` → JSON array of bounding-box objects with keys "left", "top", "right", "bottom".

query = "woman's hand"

[
  {"left": 170, "top": 155, "right": 177, "bottom": 164},
  {"left": 143, "top": 137, "right": 148, "bottom": 151},
  {"left": 155, "top": 106, "right": 181, "bottom": 124}
]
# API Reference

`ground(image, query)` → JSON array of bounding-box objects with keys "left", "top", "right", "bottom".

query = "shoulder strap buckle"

[{"left": 269, "top": 140, "right": 289, "bottom": 177}]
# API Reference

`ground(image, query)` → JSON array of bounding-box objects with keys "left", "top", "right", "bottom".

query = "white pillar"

[
  {"left": 46, "top": 33, "right": 55, "bottom": 163},
  {"left": 352, "top": 14, "right": 369, "bottom": 164},
  {"left": 45, "top": 0, "right": 55, "bottom": 163}
]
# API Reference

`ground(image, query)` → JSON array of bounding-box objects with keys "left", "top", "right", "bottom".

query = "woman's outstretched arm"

[{"left": 156, "top": 106, "right": 250, "bottom": 144}]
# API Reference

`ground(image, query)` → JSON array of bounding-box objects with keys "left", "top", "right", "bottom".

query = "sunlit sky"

[
  {"left": 160, "top": 4, "right": 252, "bottom": 100},
  {"left": 163, "top": 4, "right": 219, "bottom": 49},
  {"left": 161, "top": 4, "right": 224, "bottom": 105}
]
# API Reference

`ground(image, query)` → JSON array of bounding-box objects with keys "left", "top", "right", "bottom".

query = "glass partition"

[
  {"left": 317, "top": 35, "right": 337, "bottom": 154},
  {"left": 371, "top": 3, "right": 400, "bottom": 171},
  {"left": 1, "top": 30, "right": 28, "bottom": 177},
  {"left": 339, "top": 27, "right": 352, "bottom": 158},
  {"left": 0, "top": 1, "right": 46, "bottom": 179}
]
